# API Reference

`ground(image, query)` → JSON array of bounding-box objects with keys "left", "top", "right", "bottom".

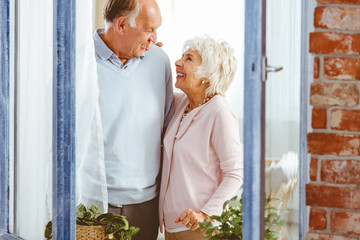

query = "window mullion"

[
  {"left": 52, "top": 0, "right": 76, "bottom": 239},
  {"left": 0, "top": 0, "right": 10, "bottom": 235},
  {"left": 243, "top": 0, "right": 266, "bottom": 239}
]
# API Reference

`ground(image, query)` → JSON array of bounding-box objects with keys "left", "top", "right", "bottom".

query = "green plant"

[
  {"left": 199, "top": 194, "right": 287, "bottom": 240},
  {"left": 44, "top": 203, "right": 139, "bottom": 240}
]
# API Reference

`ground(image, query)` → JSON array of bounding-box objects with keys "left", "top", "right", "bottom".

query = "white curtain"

[
  {"left": 265, "top": 0, "right": 301, "bottom": 159},
  {"left": 265, "top": 1, "right": 301, "bottom": 239},
  {"left": 14, "top": 1, "right": 101, "bottom": 239},
  {"left": 15, "top": 1, "right": 53, "bottom": 239},
  {"left": 75, "top": 0, "right": 109, "bottom": 213}
]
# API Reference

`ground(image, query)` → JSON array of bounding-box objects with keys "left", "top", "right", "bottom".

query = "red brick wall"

[{"left": 307, "top": 0, "right": 360, "bottom": 239}]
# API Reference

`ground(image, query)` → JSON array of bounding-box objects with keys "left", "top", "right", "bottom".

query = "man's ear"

[{"left": 115, "top": 16, "right": 127, "bottom": 34}]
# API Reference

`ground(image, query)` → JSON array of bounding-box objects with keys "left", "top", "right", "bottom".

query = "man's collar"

[{"left": 93, "top": 28, "right": 113, "bottom": 60}]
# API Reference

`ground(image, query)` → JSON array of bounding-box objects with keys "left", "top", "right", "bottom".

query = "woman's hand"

[
  {"left": 145, "top": 41, "right": 163, "bottom": 51},
  {"left": 175, "top": 209, "right": 210, "bottom": 231},
  {"left": 155, "top": 42, "right": 163, "bottom": 47}
]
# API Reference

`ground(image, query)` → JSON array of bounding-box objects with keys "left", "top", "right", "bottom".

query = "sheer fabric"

[
  {"left": 15, "top": 1, "right": 53, "bottom": 239},
  {"left": 265, "top": 1, "right": 301, "bottom": 239},
  {"left": 75, "top": 0, "right": 108, "bottom": 213},
  {"left": 14, "top": 1, "right": 108, "bottom": 239},
  {"left": 265, "top": 0, "right": 301, "bottom": 159}
]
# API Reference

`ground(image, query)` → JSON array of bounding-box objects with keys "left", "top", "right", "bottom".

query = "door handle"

[
  {"left": 262, "top": 56, "right": 283, "bottom": 81},
  {"left": 266, "top": 65, "right": 283, "bottom": 72}
]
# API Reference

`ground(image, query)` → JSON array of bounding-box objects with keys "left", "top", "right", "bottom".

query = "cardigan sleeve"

[
  {"left": 163, "top": 56, "right": 174, "bottom": 133},
  {"left": 201, "top": 107, "right": 244, "bottom": 216}
]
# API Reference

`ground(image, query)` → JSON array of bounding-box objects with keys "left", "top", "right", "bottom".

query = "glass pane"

[
  {"left": 13, "top": 1, "right": 53, "bottom": 239},
  {"left": 265, "top": 0, "right": 301, "bottom": 239},
  {"left": 92, "top": 0, "right": 245, "bottom": 239},
  {"left": 156, "top": 0, "right": 245, "bottom": 142}
]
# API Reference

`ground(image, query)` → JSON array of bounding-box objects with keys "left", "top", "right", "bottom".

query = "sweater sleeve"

[{"left": 201, "top": 107, "right": 244, "bottom": 216}]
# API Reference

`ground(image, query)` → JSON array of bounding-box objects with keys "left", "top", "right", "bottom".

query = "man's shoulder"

[{"left": 146, "top": 45, "right": 169, "bottom": 60}]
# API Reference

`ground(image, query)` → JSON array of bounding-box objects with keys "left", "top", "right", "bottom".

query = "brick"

[
  {"left": 309, "top": 208, "right": 327, "bottom": 230},
  {"left": 310, "top": 83, "right": 359, "bottom": 107},
  {"left": 309, "top": 32, "right": 360, "bottom": 54},
  {"left": 331, "top": 211, "right": 360, "bottom": 235},
  {"left": 306, "top": 183, "right": 360, "bottom": 209},
  {"left": 321, "top": 159, "right": 360, "bottom": 184},
  {"left": 312, "top": 108, "right": 327, "bottom": 129},
  {"left": 308, "top": 132, "right": 360, "bottom": 156},
  {"left": 310, "top": 158, "right": 318, "bottom": 181},
  {"left": 314, "top": 57, "right": 320, "bottom": 79},
  {"left": 324, "top": 57, "right": 360, "bottom": 81},
  {"left": 306, "top": 232, "right": 357, "bottom": 240},
  {"left": 314, "top": 7, "right": 360, "bottom": 31},
  {"left": 317, "top": 0, "right": 360, "bottom": 4},
  {"left": 330, "top": 109, "right": 360, "bottom": 131}
]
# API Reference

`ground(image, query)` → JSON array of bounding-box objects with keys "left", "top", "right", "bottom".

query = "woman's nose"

[{"left": 175, "top": 59, "right": 182, "bottom": 67}]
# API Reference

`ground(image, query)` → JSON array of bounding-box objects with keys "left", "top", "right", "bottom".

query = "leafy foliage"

[
  {"left": 199, "top": 194, "right": 287, "bottom": 240},
  {"left": 44, "top": 203, "right": 139, "bottom": 240}
]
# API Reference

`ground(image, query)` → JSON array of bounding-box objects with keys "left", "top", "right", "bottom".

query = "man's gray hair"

[{"left": 103, "top": 0, "right": 141, "bottom": 29}]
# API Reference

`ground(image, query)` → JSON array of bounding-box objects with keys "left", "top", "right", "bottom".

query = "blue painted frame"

[
  {"left": 299, "top": 0, "right": 310, "bottom": 238},
  {"left": 243, "top": 0, "right": 266, "bottom": 239},
  {"left": 0, "top": 0, "right": 18, "bottom": 239},
  {"left": 0, "top": 0, "right": 308, "bottom": 239},
  {"left": 52, "top": 0, "right": 76, "bottom": 239}
]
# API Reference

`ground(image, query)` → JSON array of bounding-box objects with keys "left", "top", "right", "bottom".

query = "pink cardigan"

[{"left": 159, "top": 93, "right": 243, "bottom": 231}]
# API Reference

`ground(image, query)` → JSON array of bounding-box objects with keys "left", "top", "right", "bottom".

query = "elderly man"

[{"left": 93, "top": 0, "right": 173, "bottom": 239}]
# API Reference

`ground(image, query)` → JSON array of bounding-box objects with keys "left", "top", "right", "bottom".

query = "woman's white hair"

[{"left": 183, "top": 36, "right": 237, "bottom": 97}]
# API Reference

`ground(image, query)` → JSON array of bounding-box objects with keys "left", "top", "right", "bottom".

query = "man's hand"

[
  {"left": 175, "top": 209, "right": 210, "bottom": 231},
  {"left": 145, "top": 41, "right": 163, "bottom": 51}
]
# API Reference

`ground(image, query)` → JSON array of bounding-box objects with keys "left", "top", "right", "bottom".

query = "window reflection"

[{"left": 265, "top": 0, "right": 301, "bottom": 239}]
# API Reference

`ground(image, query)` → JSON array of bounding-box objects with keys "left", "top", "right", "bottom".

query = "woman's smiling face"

[{"left": 174, "top": 49, "right": 203, "bottom": 93}]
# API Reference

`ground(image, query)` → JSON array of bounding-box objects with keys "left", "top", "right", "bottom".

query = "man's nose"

[{"left": 149, "top": 31, "right": 157, "bottom": 43}]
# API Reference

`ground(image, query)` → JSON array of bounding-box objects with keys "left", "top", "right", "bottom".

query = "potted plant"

[
  {"left": 199, "top": 194, "right": 287, "bottom": 240},
  {"left": 44, "top": 203, "right": 139, "bottom": 240}
]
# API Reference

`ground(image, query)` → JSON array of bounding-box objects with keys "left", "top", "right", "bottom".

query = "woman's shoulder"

[
  {"left": 208, "top": 95, "right": 232, "bottom": 111},
  {"left": 207, "top": 95, "right": 237, "bottom": 120},
  {"left": 172, "top": 92, "right": 187, "bottom": 113}
]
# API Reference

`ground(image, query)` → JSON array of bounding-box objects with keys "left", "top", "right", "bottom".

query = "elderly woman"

[{"left": 158, "top": 36, "right": 244, "bottom": 240}]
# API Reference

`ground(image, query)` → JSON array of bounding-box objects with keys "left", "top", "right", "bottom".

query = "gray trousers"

[{"left": 108, "top": 196, "right": 159, "bottom": 240}]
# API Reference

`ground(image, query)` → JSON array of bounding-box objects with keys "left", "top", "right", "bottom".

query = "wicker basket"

[{"left": 76, "top": 224, "right": 106, "bottom": 240}]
